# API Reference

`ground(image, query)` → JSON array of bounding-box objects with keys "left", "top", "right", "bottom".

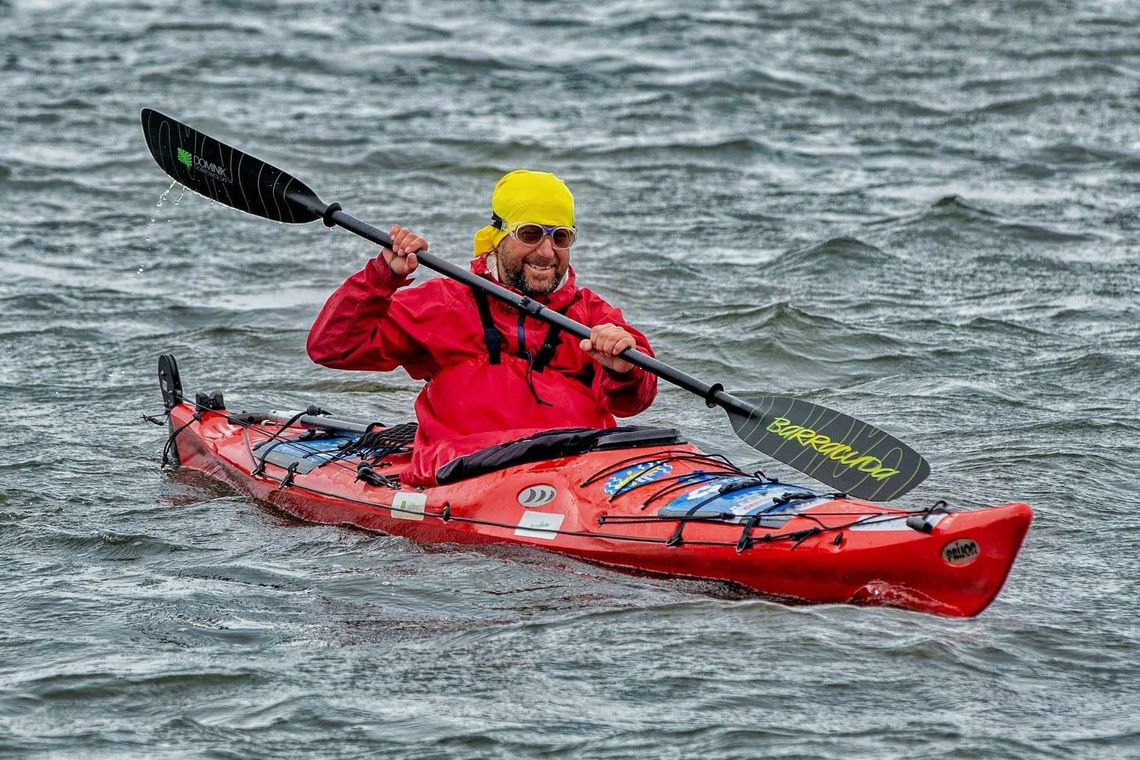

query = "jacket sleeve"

[
  {"left": 582, "top": 293, "right": 658, "bottom": 417},
  {"left": 306, "top": 255, "right": 437, "bottom": 378}
]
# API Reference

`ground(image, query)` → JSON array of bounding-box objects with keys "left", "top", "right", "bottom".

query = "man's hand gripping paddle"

[{"left": 140, "top": 108, "right": 931, "bottom": 501}]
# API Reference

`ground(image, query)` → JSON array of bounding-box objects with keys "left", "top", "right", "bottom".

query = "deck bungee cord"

[{"left": 146, "top": 402, "right": 397, "bottom": 483}]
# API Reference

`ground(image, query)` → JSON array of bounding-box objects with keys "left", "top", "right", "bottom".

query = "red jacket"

[{"left": 307, "top": 255, "right": 657, "bottom": 485}]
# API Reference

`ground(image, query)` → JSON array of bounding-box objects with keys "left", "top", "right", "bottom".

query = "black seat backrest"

[{"left": 435, "top": 426, "right": 683, "bottom": 485}]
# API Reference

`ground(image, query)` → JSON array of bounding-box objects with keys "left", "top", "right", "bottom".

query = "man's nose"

[{"left": 534, "top": 237, "right": 555, "bottom": 258}]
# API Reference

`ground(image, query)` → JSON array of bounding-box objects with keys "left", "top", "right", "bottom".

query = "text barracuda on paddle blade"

[
  {"left": 727, "top": 399, "right": 930, "bottom": 503},
  {"left": 138, "top": 107, "right": 932, "bottom": 501}
]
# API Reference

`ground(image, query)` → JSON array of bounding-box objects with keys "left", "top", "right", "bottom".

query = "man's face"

[{"left": 495, "top": 233, "right": 570, "bottom": 297}]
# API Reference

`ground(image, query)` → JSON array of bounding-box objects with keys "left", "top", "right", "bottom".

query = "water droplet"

[
  {"left": 144, "top": 179, "right": 178, "bottom": 246},
  {"left": 157, "top": 179, "right": 175, "bottom": 207}
]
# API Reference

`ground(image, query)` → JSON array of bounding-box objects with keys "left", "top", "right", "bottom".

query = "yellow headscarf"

[{"left": 472, "top": 169, "right": 575, "bottom": 257}]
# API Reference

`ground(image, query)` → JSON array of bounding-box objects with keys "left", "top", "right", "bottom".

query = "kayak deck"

[{"left": 159, "top": 399, "right": 1032, "bottom": 618}]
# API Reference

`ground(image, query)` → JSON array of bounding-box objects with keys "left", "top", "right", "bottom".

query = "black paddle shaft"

[{"left": 140, "top": 107, "right": 931, "bottom": 501}]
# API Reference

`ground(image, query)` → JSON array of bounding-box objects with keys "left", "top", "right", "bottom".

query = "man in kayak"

[{"left": 307, "top": 169, "right": 658, "bottom": 485}]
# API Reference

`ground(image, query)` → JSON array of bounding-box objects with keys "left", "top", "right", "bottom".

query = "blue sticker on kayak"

[
  {"left": 272, "top": 435, "right": 356, "bottom": 458},
  {"left": 603, "top": 461, "right": 674, "bottom": 496},
  {"left": 660, "top": 478, "right": 824, "bottom": 522},
  {"left": 250, "top": 434, "right": 357, "bottom": 475}
]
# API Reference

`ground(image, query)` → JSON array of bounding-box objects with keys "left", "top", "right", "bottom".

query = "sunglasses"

[{"left": 507, "top": 222, "right": 577, "bottom": 250}]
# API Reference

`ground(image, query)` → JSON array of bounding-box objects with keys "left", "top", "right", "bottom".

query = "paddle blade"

[
  {"left": 140, "top": 108, "right": 324, "bottom": 223},
  {"left": 726, "top": 396, "right": 930, "bottom": 501}
]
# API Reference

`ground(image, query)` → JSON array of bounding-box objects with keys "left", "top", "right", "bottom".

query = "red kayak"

[{"left": 153, "top": 355, "right": 1031, "bottom": 617}]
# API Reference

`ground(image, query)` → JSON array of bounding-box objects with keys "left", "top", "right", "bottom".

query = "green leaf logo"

[{"left": 176, "top": 147, "right": 192, "bottom": 170}]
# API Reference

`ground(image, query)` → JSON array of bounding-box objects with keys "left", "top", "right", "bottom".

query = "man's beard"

[{"left": 502, "top": 261, "right": 563, "bottom": 297}]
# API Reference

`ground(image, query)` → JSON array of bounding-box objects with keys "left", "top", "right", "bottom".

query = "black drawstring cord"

[
  {"left": 516, "top": 310, "right": 552, "bottom": 407},
  {"left": 523, "top": 359, "right": 554, "bottom": 407}
]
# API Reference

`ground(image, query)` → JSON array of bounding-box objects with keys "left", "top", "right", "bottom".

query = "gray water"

[{"left": 2, "top": 1, "right": 1138, "bottom": 757}]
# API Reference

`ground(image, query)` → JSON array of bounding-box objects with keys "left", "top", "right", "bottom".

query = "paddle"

[{"left": 139, "top": 108, "right": 930, "bottom": 501}]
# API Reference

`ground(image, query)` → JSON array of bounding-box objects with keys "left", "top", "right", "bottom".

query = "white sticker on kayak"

[
  {"left": 391, "top": 492, "right": 426, "bottom": 521},
  {"left": 942, "top": 538, "right": 980, "bottom": 566},
  {"left": 515, "top": 511, "right": 564, "bottom": 540}
]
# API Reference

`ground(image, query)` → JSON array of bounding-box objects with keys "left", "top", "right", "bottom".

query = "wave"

[
  {"left": 663, "top": 300, "right": 922, "bottom": 388},
  {"left": 771, "top": 236, "right": 894, "bottom": 274},
  {"left": 31, "top": 528, "right": 190, "bottom": 562},
  {"left": 1031, "top": 142, "right": 1140, "bottom": 169},
  {"left": 874, "top": 195, "right": 1098, "bottom": 245},
  {"left": 929, "top": 194, "right": 997, "bottom": 217}
]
